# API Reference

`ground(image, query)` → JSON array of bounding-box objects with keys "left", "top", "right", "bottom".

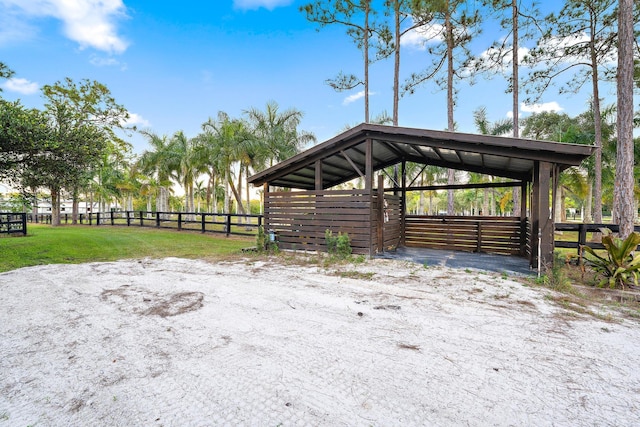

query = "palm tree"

[
  {"left": 139, "top": 176, "right": 161, "bottom": 217},
  {"left": 244, "top": 101, "right": 315, "bottom": 171},
  {"left": 194, "top": 180, "right": 207, "bottom": 213},
  {"left": 472, "top": 107, "right": 514, "bottom": 216},
  {"left": 200, "top": 112, "right": 249, "bottom": 214},
  {"left": 169, "top": 130, "right": 205, "bottom": 218},
  {"left": 138, "top": 131, "right": 175, "bottom": 217}
]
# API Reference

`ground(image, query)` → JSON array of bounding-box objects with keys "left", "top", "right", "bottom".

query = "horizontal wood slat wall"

[
  {"left": 405, "top": 215, "right": 526, "bottom": 256},
  {"left": 265, "top": 190, "right": 373, "bottom": 254}
]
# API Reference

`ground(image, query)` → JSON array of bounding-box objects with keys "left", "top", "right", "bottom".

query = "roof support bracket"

[{"left": 340, "top": 150, "right": 365, "bottom": 179}]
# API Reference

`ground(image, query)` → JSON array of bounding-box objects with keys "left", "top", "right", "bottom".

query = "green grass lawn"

[{"left": 0, "top": 224, "right": 254, "bottom": 273}]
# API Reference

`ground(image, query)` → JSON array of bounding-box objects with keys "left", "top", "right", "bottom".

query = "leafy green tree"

[
  {"left": 0, "top": 100, "right": 52, "bottom": 184},
  {"left": 0, "top": 62, "right": 14, "bottom": 92},
  {"left": 41, "top": 78, "right": 130, "bottom": 225}
]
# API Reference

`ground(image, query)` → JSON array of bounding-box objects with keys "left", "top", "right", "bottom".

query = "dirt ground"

[{"left": 1, "top": 256, "right": 639, "bottom": 426}]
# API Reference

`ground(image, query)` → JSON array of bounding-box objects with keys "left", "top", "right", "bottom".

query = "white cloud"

[
  {"left": 123, "top": 112, "right": 150, "bottom": 128},
  {"left": 506, "top": 111, "right": 514, "bottom": 119},
  {"left": 0, "top": 0, "right": 128, "bottom": 53},
  {"left": 475, "top": 46, "right": 530, "bottom": 71},
  {"left": 233, "top": 0, "right": 292, "bottom": 11},
  {"left": 521, "top": 102, "right": 563, "bottom": 114},
  {"left": 0, "top": 7, "right": 38, "bottom": 46},
  {"left": 89, "top": 54, "right": 126, "bottom": 70},
  {"left": 343, "top": 91, "right": 376, "bottom": 106},
  {"left": 534, "top": 33, "right": 617, "bottom": 66},
  {"left": 401, "top": 24, "right": 444, "bottom": 51},
  {"left": 3, "top": 77, "right": 39, "bottom": 94}
]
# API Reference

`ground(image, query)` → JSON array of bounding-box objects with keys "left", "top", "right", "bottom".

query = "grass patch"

[{"left": 0, "top": 224, "right": 253, "bottom": 273}]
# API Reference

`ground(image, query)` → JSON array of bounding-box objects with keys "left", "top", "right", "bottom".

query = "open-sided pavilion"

[{"left": 248, "top": 124, "right": 595, "bottom": 270}]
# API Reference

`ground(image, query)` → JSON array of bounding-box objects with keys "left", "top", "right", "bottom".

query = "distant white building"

[{"left": 34, "top": 200, "right": 117, "bottom": 215}]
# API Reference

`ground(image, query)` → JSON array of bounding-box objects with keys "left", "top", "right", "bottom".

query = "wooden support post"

[
  {"left": 315, "top": 160, "right": 323, "bottom": 191},
  {"left": 520, "top": 181, "right": 528, "bottom": 257},
  {"left": 531, "top": 162, "right": 553, "bottom": 270},
  {"left": 365, "top": 138, "right": 374, "bottom": 257},
  {"left": 263, "top": 183, "right": 269, "bottom": 233},
  {"left": 377, "top": 175, "right": 384, "bottom": 253},
  {"left": 401, "top": 160, "right": 406, "bottom": 247},
  {"left": 365, "top": 138, "right": 373, "bottom": 191}
]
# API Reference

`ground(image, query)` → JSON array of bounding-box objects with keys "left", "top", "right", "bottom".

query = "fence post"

[
  {"left": 140, "top": 211, "right": 144, "bottom": 226},
  {"left": 578, "top": 223, "right": 587, "bottom": 256},
  {"left": 22, "top": 213, "right": 27, "bottom": 236},
  {"left": 476, "top": 221, "right": 482, "bottom": 253},
  {"left": 178, "top": 213, "right": 182, "bottom": 230},
  {"left": 156, "top": 212, "right": 161, "bottom": 228},
  {"left": 201, "top": 213, "right": 206, "bottom": 233},
  {"left": 126, "top": 211, "right": 131, "bottom": 226},
  {"left": 110, "top": 211, "right": 114, "bottom": 225},
  {"left": 226, "top": 214, "right": 231, "bottom": 237}
]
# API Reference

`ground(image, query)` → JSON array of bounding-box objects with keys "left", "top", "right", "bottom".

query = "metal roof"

[{"left": 248, "top": 123, "right": 595, "bottom": 190}]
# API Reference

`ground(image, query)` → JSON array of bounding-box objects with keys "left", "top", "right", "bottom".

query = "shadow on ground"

[{"left": 376, "top": 246, "right": 534, "bottom": 276}]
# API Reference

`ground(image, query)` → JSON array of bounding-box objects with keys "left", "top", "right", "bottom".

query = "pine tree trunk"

[
  {"left": 613, "top": 0, "right": 635, "bottom": 238},
  {"left": 445, "top": 4, "right": 455, "bottom": 215},
  {"left": 511, "top": 0, "right": 521, "bottom": 216},
  {"left": 364, "top": 0, "right": 370, "bottom": 123},
  {"left": 393, "top": 0, "right": 400, "bottom": 126},
  {"left": 591, "top": 38, "right": 604, "bottom": 225}
]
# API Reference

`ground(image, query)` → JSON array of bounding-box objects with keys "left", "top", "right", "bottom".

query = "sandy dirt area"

[{"left": 1, "top": 256, "right": 639, "bottom": 426}]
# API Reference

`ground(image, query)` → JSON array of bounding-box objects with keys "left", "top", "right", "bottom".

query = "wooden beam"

[{"left": 406, "top": 181, "right": 524, "bottom": 192}]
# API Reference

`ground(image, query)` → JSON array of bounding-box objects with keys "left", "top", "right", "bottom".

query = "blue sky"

[{"left": 0, "top": 0, "right": 620, "bottom": 154}]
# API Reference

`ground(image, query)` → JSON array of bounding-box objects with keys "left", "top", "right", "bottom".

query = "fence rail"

[
  {"left": 0, "top": 212, "right": 27, "bottom": 236},
  {"left": 28, "top": 211, "right": 263, "bottom": 237},
  {"left": 554, "top": 223, "right": 640, "bottom": 252}
]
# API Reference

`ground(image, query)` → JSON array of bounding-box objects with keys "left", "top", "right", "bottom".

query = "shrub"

[
  {"left": 256, "top": 226, "right": 278, "bottom": 252},
  {"left": 325, "top": 229, "right": 352, "bottom": 259},
  {"left": 582, "top": 228, "right": 640, "bottom": 289}
]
